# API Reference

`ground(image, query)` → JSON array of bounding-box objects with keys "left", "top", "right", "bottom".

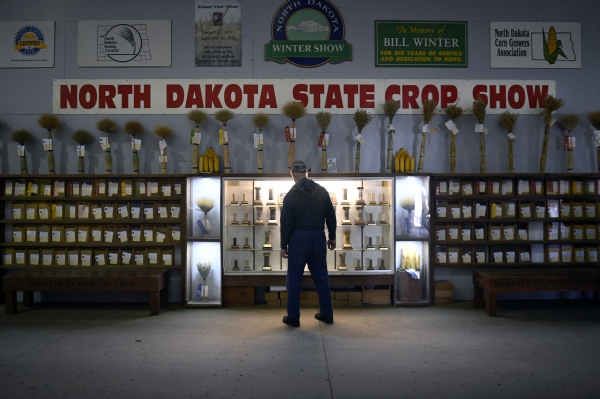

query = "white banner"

[
  {"left": 491, "top": 22, "right": 581, "bottom": 68},
  {"left": 77, "top": 20, "right": 171, "bottom": 67},
  {"left": 53, "top": 79, "right": 556, "bottom": 115},
  {"left": 0, "top": 21, "right": 55, "bottom": 68}
]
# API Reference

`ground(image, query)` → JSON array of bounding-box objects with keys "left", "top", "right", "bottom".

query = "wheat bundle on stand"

[
  {"left": 419, "top": 99, "right": 438, "bottom": 173},
  {"left": 587, "top": 110, "right": 600, "bottom": 172},
  {"left": 252, "top": 113, "right": 270, "bottom": 174},
  {"left": 96, "top": 118, "right": 118, "bottom": 174},
  {"left": 282, "top": 101, "right": 307, "bottom": 169},
  {"left": 353, "top": 109, "right": 375, "bottom": 173},
  {"left": 123, "top": 121, "right": 144, "bottom": 174},
  {"left": 196, "top": 197, "right": 215, "bottom": 234},
  {"left": 11, "top": 129, "right": 33, "bottom": 175},
  {"left": 500, "top": 111, "right": 518, "bottom": 173},
  {"left": 558, "top": 114, "right": 580, "bottom": 173},
  {"left": 154, "top": 125, "right": 173, "bottom": 174},
  {"left": 316, "top": 111, "right": 332, "bottom": 173},
  {"left": 382, "top": 100, "right": 400, "bottom": 173},
  {"left": 38, "top": 114, "right": 61, "bottom": 174},
  {"left": 214, "top": 109, "right": 234, "bottom": 174},
  {"left": 539, "top": 95, "right": 565, "bottom": 172},
  {"left": 71, "top": 130, "right": 93, "bottom": 174},
  {"left": 472, "top": 98, "right": 487, "bottom": 173},
  {"left": 188, "top": 109, "right": 208, "bottom": 174},
  {"left": 444, "top": 105, "right": 464, "bottom": 173},
  {"left": 196, "top": 261, "right": 212, "bottom": 301}
]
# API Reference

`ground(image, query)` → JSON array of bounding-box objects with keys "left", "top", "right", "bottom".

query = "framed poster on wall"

[{"left": 0, "top": 21, "right": 55, "bottom": 68}]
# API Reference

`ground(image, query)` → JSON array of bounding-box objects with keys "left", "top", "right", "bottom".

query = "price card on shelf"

[
  {"left": 448, "top": 252, "right": 458, "bottom": 263},
  {"left": 475, "top": 252, "right": 485, "bottom": 263},
  {"left": 156, "top": 232, "right": 166, "bottom": 243},
  {"left": 462, "top": 229, "right": 471, "bottom": 241},
  {"left": 162, "top": 185, "right": 171, "bottom": 197},
  {"left": 4, "top": 181, "right": 13, "bottom": 196},
  {"left": 92, "top": 229, "right": 102, "bottom": 241},
  {"left": 490, "top": 230, "right": 500, "bottom": 240},
  {"left": 93, "top": 207, "right": 102, "bottom": 219},
  {"left": 437, "top": 207, "right": 446, "bottom": 218},
  {"left": 172, "top": 230, "right": 181, "bottom": 241},
  {"left": 13, "top": 230, "right": 23, "bottom": 242},
  {"left": 436, "top": 229, "right": 446, "bottom": 241},
  {"left": 504, "top": 228, "right": 514, "bottom": 240},
  {"left": 43, "top": 254, "right": 52, "bottom": 265},
  {"left": 39, "top": 208, "right": 49, "bottom": 219},
  {"left": 144, "top": 230, "right": 153, "bottom": 241},
  {"left": 118, "top": 231, "right": 128, "bottom": 242},
  {"left": 462, "top": 206, "right": 472, "bottom": 218},
  {"left": 104, "top": 230, "right": 114, "bottom": 243},
  {"left": 108, "top": 253, "right": 118, "bottom": 265},
  {"left": 26, "top": 207, "right": 35, "bottom": 219},
  {"left": 12, "top": 208, "right": 22, "bottom": 219},
  {"left": 69, "top": 254, "right": 78, "bottom": 266},
  {"left": 81, "top": 254, "right": 91, "bottom": 266},
  {"left": 462, "top": 253, "right": 471, "bottom": 263},
  {"left": 144, "top": 208, "right": 154, "bottom": 219},
  {"left": 162, "top": 254, "right": 173, "bottom": 266},
  {"left": 439, "top": 181, "right": 447, "bottom": 194},
  {"left": 506, "top": 251, "right": 515, "bottom": 263},
  {"left": 135, "top": 255, "right": 144, "bottom": 266},
  {"left": 65, "top": 230, "right": 75, "bottom": 243},
  {"left": 493, "top": 252, "right": 503, "bottom": 263},
  {"left": 52, "top": 230, "right": 61, "bottom": 242},
  {"left": 104, "top": 206, "right": 114, "bottom": 218},
  {"left": 78, "top": 230, "right": 88, "bottom": 242},
  {"left": 448, "top": 228, "right": 458, "bottom": 240},
  {"left": 148, "top": 253, "right": 158, "bottom": 264},
  {"left": 590, "top": 251, "right": 598, "bottom": 262},
  {"left": 30, "top": 253, "right": 39, "bottom": 265},
  {"left": 475, "top": 228, "right": 485, "bottom": 239},
  {"left": 131, "top": 230, "right": 141, "bottom": 242},
  {"left": 170, "top": 206, "right": 180, "bottom": 219},
  {"left": 39, "top": 231, "right": 49, "bottom": 243},
  {"left": 122, "top": 252, "right": 132, "bottom": 264},
  {"left": 548, "top": 228, "right": 558, "bottom": 240}
]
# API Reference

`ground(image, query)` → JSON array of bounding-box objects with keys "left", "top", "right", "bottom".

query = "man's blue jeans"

[{"left": 286, "top": 229, "right": 333, "bottom": 320}]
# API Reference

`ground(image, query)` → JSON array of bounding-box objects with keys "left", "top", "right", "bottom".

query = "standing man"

[{"left": 280, "top": 160, "right": 336, "bottom": 327}]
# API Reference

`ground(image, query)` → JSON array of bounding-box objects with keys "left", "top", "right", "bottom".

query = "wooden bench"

[
  {"left": 473, "top": 268, "right": 600, "bottom": 316},
  {"left": 3, "top": 270, "right": 169, "bottom": 316}
]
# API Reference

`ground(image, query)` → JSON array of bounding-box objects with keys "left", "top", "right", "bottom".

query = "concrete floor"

[{"left": 1, "top": 300, "right": 599, "bottom": 399}]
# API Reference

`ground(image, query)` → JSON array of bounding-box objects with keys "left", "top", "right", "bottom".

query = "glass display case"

[
  {"left": 222, "top": 176, "right": 395, "bottom": 276},
  {"left": 186, "top": 177, "right": 222, "bottom": 307},
  {"left": 394, "top": 176, "right": 431, "bottom": 305}
]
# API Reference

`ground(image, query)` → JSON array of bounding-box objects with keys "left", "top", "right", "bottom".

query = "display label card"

[
  {"left": 504, "top": 228, "right": 514, "bottom": 240},
  {"left": 439, "top": 181, "right": 447, "bottom": 194},
  {"left": 108, "top": 181, "right": 119, "bottom": 196},
  {"left": 448, "top": 228, "right": 458, "bottom": 240},
  {"left": 448, "top": 252, "right": 458, "bottom": 263},
  {"left": 518, "top": 229, "right": 528, "bottom": 240},
  {"left": 144, "top": 230, "right": 153, "bottom": 241},
  {"left": 15, "top": 183, "right": 25, "bottom": 196},
  {"left": 522, "top": 207, "right": 531, "bottom": 218},
  {"left": 78, "top": 230, "right": 88, "bottom": 242},
  {"left": 449, "top": 181, "right": 460, "bottom": 195},
  {"left": 575, "top": 250, "right": 585, "bottom": 262},
  {"left": 462, "top": 229, "right": 471, "bottom": 241},
  {"left": 462, "top": 253, "right": 471, "bottom": 263},
  {"left": 478, "top": 205, "right": 487, "bottom": 218},
  {"left": 26, "top": 208, "right": 35, "bottom": 219},
  {"left": 451, "top": 208, "right": 460, "bottom": 218},
  {"left": 445, "top": 120, "right": 458, "bottom": 134},
  {"left": 39, "top": 231, "right": 49, "bottom": 242},
  {"left": 560, "top": 180, "right": 569, "bottom": 194},
  {"left": 573, "top": 229, "right": 583, "bottom": 239},
  {"left": 475, "top": 229, "right": 484, "bottom": 240},
  {"left": 436, "top": 230, "right": 446, "bottom": 241},
  {"left": 507, "top": 203, "right": 515, "bottom": 217},
  {"left": 476, "top": 252, "right": 485, "bottom": 263},
  {"left": 43, "top": 139, "right": 53, "bottom": 151},
  {"left": 118, "top": 231, "right": 128, "bottom": 242},
  {"left": 131, "top": 207, "right": 141, "bottom": 219},
  {"left": 29, "top": 253, "right": 40, "bottom": 265},
  {"left": 150, "top": 181, "right": 159, "bottom": 194},
  {"left": 13, "top": 231, "right": 23, "bottom": 242},
  {"left": 42, "top": 254, "right": 52, "bottom": 265},
  {"left": 104, "top": 206, "right": 114, "bottom": 218},
  {"left": 109, "top": 253, "right": 118, "bottom": 265},
  {"left": 586, "top": 206, "right": 595, "bottom": 217},
  {"left": 171, "top": 230, "right": 181, "bottom": 241},
  {"left": 536, "top": 206, "right": 545, "bottom": 218},
  {"left": 174, "top": 183, "right": 181, "bottom": 195},
  {"left": 93, "top": 207, "right": 102, "bottom": 219},
  {"left": 69, "top": 254, "right": 79, "bottom": 266},
  {"left": 491, "top": 230, "right": 500, "bottom": 240},
  {"left": 506, "top": 252, "right": 515, "bottom": 263},
  {"left": 39, "top": 208, "right": 49, "bottom": 219},
  {"left": 81, "top": 254, "right": 91, "bottom": 266},
  {"left": 437, "top": 207, "right": 446, "bottom": 218},
  {"left": 171, "top": 206, "right": 180, "bottom": 219},
  {"left": 148, "top": 253, "right": 158, "bottom": 264},
  {"left": 163, "top": 253, "right": 172, "bottom": 266},
  {"left": 99, "top": 136, "right": 110, "bottom": 150},
  {"left": 66, "top": 231, "right": 76, "bottom": 243},
  {"left": 586, "top": 228, "right": 596, "bottom": 239},
  {"left": 590, "top": 251, "right": 598, "bottom": 262},
  {"left": 98, "top": 182, "right": 106, "bottom": 195},
  {"left": 118, "top": 206, "right": 129, "bottom": 218},
  {"left": 462, "top": 206, "right": 472, "bottom": 218},
  {"left": 162, "top": 186, "right": 171, "bottom": 197},
  {"left": 124, "top": 184, "right": 132, "bottom": 196},
  {"left": 54, "top": 254, "right": 65, "bottom": 265},
  {"left": 104, "top": 231, "right": 114, "bottom": 242},
  {"left": 26, "top": 230, "right": 37, "bottom": 242},
  {"left": 134, "top": 254, "right": 144, "bottom": 265},
  {"left": 462, "top": 184, "right": 473, "bottom": 196},
  {"left": 156, "top": 232, "right": 165, "bottom": 243},
  {"left": 158, "top": 206, "right": 168, "bottom": 218},
  {"left": 573, "top": 206, "right": 582, "bottom": 217},
  {"left": 92, "top": 230, "right": 102, "bottom": 241},
  {"left": 131, "top": 230, "right": 141, "bottom": 242},
  {"left": 122, "top": 252, "right": 132, "bottom": 264},
  {"left": 493, "top": 252, "right": 503, "bottom": 263},
  {"left": 562, "top": 250, "right": 572, "bottom": 262},
  {"left": 96, "top": 254, "right": 106, "bottom": 266},
  {"left": 144, "top": 208, "right": 154, "bottom": 219},
  {"left": 548, "top": 228, "right": 558, "bottom": 240}
]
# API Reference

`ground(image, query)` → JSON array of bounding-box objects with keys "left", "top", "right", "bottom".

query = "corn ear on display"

[
  {"left": 393, "top": 148, "right": 415, "bottom": 172},
  {"left": 198, "top": 147, "right": 220, "bottom": 173}
]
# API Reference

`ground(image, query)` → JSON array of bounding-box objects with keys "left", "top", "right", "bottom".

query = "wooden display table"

[
  {"left": 473, "top": 268, "right": 600, "bottom": 316},
  {"left": 3, "top": 270, "right": 169, "bottom": 316}
]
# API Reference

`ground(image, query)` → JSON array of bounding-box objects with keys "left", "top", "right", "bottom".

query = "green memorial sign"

[{"left": 375, "top": 21, "right": 468, "bottom": 67}]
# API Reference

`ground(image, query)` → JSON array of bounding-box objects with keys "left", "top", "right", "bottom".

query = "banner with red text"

[{"left": 53, "top": 79, "right": 555, "bottom": 115}]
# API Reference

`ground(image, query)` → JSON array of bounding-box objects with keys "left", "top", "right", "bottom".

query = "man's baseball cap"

[{"left": 291, "top": 160, "right": 308, "bottom": 173}]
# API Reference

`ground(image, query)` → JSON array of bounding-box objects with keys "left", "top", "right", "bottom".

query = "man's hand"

[
  {"left": 281, "top": 248, "right": 288, "bottom": 259},
  {"left": 327, "top": 240, "right": 336, "bottom": 250}
]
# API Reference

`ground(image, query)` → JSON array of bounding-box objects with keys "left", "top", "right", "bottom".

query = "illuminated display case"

[
  {"left": 394, "top": 176, "right": 431, "bottom": 305},
  {"left": 186, "top": 177, "right": 222, "bottom": 307},
  {"left": 222, "top": 176, "right": 395, "bottom": 277}
]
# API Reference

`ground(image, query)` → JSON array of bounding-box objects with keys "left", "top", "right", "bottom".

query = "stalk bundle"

[
  {"left": 316, "top": 111, "right": 332, "bottom": 173},
  {"left": 382, "top": 100, "right": 400, "bottom": 173},
  {"left": 72, "top": 130, "right": 93, "bottom": 175},
  {"left": 252, "top": 113, "right": 270, "bottom": 174},
  {"left": 472, "top": 98, "right": 487, "bottom": 173},
  {"left": 419, "top": 99, "right": 438, "bottom": 172},
  {"left": 353, "top": 109, "right": 374, "bottom": 173},
  {"left": 124, "top": 121, "right": 144, "bottom": 174},
  {"left": 500, "top": 111, "right": 518, "bottom": 173},
  {"left": 188, "top": 109, "right": 208, "bottom": 174},
  {"left": 215, "top": 109, "right": 235, "bottom": 174},
  {"left": 587, "top": 110, "right": 600, "bottom": 172},
  {"left": 558, "top": 114, "right": 580, "bottom": 173},
  {"left": 154, "top": 125, "right": 173, "bottom": 174},
  {"left": 539, "top": 95, "right": 565, "bottom": 172},
  {"left": 11, "top": 129, "right": 33, "bottom": 175},
  {"left": 445, "top": 105, "right": 463, "bottom": 173},
  {"left": 282, "top": 101, "right": 307, "bottom": 168},
  {"left": 38, "top": 114, "right": 61, "bottom": 174}
]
